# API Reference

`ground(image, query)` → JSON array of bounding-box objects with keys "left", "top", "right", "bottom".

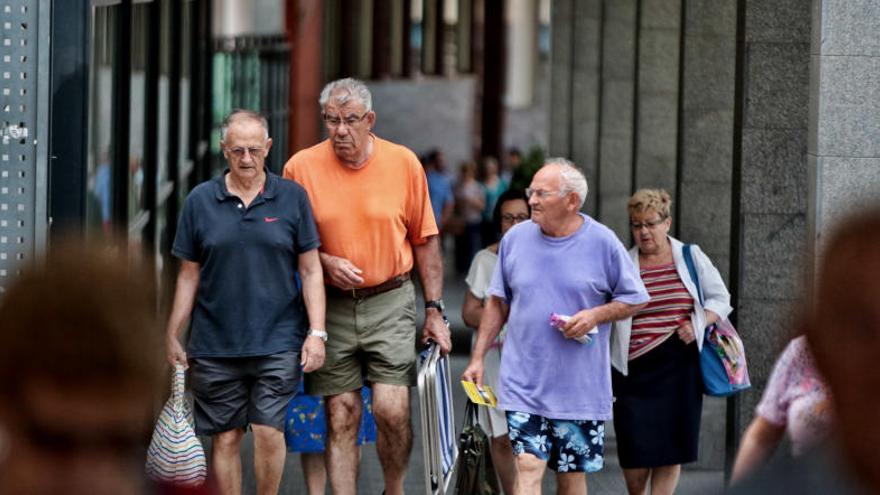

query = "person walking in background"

[
  {"left": 501, "top": 147, "right": 522, "bottom": 185},
  {"left": 610, "top": 188, "right": 732, "bottom": 495},
  {"left": 423, "top": 148, "right": 455, "bottom": 240},
  {"left": 462, "top": 159, "right": 649, "bottom": 495},
  {"left": 480, "top": 156, "right": 509, "bottom": 246},
  {"left": 165, "top": 109, "right": 326, "bottom": 495},
  {"left": 283, "top": 77, "right": 450, "bottom": 495},
  {"left": 731, "top": 335, "right": 831, "bottom": 482},
  {"left": 462, "top": 188, "right": 531, "bottom": 494},
  {"left": 455, "top": 160, "right": 486, "bottom": 273}
]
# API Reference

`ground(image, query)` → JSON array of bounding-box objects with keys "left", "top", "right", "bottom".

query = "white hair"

[
  {"left": 319, "top": 78, "right": 373, "bottom": 112},
  {"left": 544, "top": 157, "right": 588, "bottom": 208},
  {"left": 220, "top": 109, "right": 269, "bottom": 141}
]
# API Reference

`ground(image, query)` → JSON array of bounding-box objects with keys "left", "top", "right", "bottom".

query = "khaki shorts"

[{"left": 305, "top": 280, "right": 417, "bottom": 396}]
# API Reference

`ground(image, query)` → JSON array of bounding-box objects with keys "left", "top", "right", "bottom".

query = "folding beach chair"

[{"left": 418, "top": 343, "right": 458, "bottom": 495}]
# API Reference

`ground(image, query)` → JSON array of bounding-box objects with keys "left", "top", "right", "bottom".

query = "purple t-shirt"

[{"left": 488, "top": 214, "right": 649, "bottom": 420}]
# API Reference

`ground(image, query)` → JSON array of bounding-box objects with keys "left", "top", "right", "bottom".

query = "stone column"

[
  {"left": 677, "top": 0, "right": 736, "bottom": 284},
  {"left": 633, "top": 0, "right": 680, "bottom": 197},
  {"left": 677, "top": 0, "right": 738, "bottom": 471},
  {"left": 548, "top": 0, "right": 574, "bottom": 158},
  {"left": 807, "top": 0, "right": 880, "bottom": 263},
  {"left": 731, "top": 0, "right": 812, "bottom": 452},
  {"left": 597, "top": 0, "right": 636, "bottom": 238},
  {"left": 548, "top": 0, "right": 601, "bottom": 213},
  {"left": 505, "top": 0, "right": 537, "bottom": 109}
]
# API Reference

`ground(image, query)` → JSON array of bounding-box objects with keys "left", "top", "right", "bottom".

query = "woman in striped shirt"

[{"left": 610, "top": 189, "right": 733, "bottom": 495}]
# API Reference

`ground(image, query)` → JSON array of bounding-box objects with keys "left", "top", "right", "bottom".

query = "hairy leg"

[
  {"left": 372, "top": 383, "right": 413, "bottom": 495},
  {"left": 211, "top": 428, "right": 245, "bottom": 495},
  {"left": 325, "top": 390, "right": 362, "bottom": 495},
  {"left": 514, "top": 453, "right": 547, "bottom": 495},
  {"left": 251, "top": 424, "right": 286, "bottom": 495},
  {"left": 491, "top": 434, "right": 517, "bottom": 494}
]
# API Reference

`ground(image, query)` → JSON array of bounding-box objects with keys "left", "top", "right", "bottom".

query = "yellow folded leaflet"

[{"left": 461, "top": 381, "right": 498, "bottom": 408}]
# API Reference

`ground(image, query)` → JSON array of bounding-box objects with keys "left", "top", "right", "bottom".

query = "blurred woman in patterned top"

[{"left": 611, "top": 188, "right": 733, "bottom": 495}]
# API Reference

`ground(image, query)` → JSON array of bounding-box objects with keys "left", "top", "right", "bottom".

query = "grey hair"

[
  {"left": 319, "top": 78, "right": 373, "bottom": 112},
  {"left": 544, "top": 157, "right": 588, "bottom": 208},
  {"left": 220, "top": 109, "right": 269, "bottom": 141}
]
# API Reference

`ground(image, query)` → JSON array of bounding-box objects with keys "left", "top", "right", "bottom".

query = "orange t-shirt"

[{"left": 283, "top": 137, "right": 438, "bottom": 287}]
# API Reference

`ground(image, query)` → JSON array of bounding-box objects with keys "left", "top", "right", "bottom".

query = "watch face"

[{"left": 426, "top": 299, "right": 445, "bottom": 311}]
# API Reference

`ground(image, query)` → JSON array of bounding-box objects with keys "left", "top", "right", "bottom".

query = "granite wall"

[{"left": 731, "top": 0, "right": 812, "bottom": 453}]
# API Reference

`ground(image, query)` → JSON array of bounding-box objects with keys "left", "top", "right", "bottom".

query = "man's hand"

[
  {"left": 166, "top": 336, "right": 188, "bottom": 368},
  {"left": 321, "top": 253, "right": 365, "bottom": 289},
  {"left": 421, "top": 310, "right": 452, "bottom": 355},
  {"left": 676, "top": 321, "right": 696, "bottom": 345},
  {"left": 461, "top": 358, "right": 486, "bottom": 389},
  {"left": 301, "top": 336, "right": 326, "bottom": 373},
  {"left": 562, "top": 309, "right": 599, "bottom": 341}
]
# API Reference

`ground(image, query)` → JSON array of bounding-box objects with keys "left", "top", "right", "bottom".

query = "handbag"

[
  {"left": 453, "top": 401, "right": 501, "bottom": 495},
  {"left": 682, "top": 244, "right": 751, "bottom": 397},
  {"left": 145, "top": 364, "right": 208, "bottom": 486}
]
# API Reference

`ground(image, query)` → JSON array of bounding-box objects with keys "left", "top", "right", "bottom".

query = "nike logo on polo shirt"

[{"left": 264, "top": 217, "right": 279, "bottom": 223}]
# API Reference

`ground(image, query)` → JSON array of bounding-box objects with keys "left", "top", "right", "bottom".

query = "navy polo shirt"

[{"left": 172, "top": 170, "right": 320, "bottom": 358}]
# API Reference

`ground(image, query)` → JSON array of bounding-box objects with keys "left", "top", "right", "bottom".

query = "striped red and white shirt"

[{"left": 629, "top": 262, "right": 694, "bottom": 360}]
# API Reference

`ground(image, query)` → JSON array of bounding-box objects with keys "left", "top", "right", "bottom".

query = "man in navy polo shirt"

[{"left": 164, "top": 109, "right": 326, "bottom": 495}]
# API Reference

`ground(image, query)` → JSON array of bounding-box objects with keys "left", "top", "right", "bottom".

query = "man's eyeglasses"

[
  {"left": 525, "top": 188, "right": 569, "bottom": 199},
  {"left": 227, "top": 147, "right": 266, "bottom": 159},
  {"left": 630, "top": 217, "right": 667, "bottom": 230},
  {"left": 501, "top": 213, "right": 530, "bottom": 223},
  {"left": 323, "top": 113, "right": 368, "bottom": 128}
]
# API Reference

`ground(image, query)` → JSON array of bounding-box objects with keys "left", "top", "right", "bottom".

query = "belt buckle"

[{"left": 351, "top": 287, "right": 358, "bottom": 299}]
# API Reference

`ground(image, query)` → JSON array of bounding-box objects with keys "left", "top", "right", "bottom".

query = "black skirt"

[{"left": 612, "top": 335, "right": 703, "bottom": 469}]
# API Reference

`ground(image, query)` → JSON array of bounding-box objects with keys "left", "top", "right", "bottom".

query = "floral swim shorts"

[{"left": 506, "top": 410, "right": 605, "bottom": 473}]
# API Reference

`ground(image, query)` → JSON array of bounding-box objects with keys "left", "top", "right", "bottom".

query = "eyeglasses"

[
  {"left": 323, "top": 113, "right": 368, "bottom": 128},
  {"left": 227, "top": 147, "right": 266, "bottom": 159},
  {"left": 630, "top": 217, "right": 667, "bottom": 230},
  {"left": 525, "top": 188, "right": 569, "bottom": 199},
  {"left": 501, "top": 213, "right": 530, "bottom": 223}
]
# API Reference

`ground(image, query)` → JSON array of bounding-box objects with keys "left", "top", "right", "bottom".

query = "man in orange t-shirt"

[{"left": 283, "top": 77, "right": 451, "bottom": 495}]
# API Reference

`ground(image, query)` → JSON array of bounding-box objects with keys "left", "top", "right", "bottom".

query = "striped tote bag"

[{"left": 145, "top": 364, "right": 208, "bottom": 486}]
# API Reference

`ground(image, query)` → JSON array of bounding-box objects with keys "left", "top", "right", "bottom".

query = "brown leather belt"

[{"left": 328, "top": 272, "right": 410, "bottom": 300}]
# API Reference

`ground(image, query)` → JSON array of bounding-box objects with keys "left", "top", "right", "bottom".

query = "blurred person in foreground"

[
  {"left": 165, "top": 109, "right": 326, "bottom": 495},
  {"left": 0, "top": 243, "right": 210, "bottom": 495},
  {"left": 462, "top": 188, "right": 531, "bottom": 493},
  {"left": 730, "top": 334, "right": 831, "bottom": 482},
  {"left": 283, "top": 77, "right": 450, "bottom": 495},
  {"left": 730, "top": 208, "right": 880, "bottom": 494},
  {"left": 462, "top": 159, "right": 649, "bottom": 495},
  {"left": 610, "top": 188, "right": 732, "bottom": 495}
]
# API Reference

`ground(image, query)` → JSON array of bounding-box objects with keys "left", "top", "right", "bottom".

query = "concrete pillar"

[
  {"left": 548, "top": 0, "right": 601, "bottom": 213},
  {"left": 807, "top": 0, "right": 880, "bottom": 263},
  {"left": 548, "top": 0, "right": 574, "bottom": 158},
  {"left": 505, "top": 0, "right": 537, "bottom": 109},
  {"left": 678, "top": 0, "right": 737, "bottom": 282},
  {"left": 597, "top": 0, "right": 637, "bottom": 238},
  {"left": 633, "top": 0, "right": 680, "bottom": 199},
  {"left": 731, "top": 0, "right": 812, "bottom": 454},
  {"left": 213, "top": 0, "right": 285, "bottom": 36},
  {"left": 677, "top": 0, "right": 738, "bottom": 471}
]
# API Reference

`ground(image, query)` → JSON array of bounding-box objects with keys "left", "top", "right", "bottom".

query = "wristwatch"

[
  {"left": 307, "top": 328, "right": 328, "bottom": 342},
  {"left": 424, "top": 299, "right": 445, "bottom": 313}
]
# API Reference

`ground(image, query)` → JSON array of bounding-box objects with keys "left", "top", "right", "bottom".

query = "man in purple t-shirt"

[{"left": 463, "top": 159, "right": 649, "bottom": 494}]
